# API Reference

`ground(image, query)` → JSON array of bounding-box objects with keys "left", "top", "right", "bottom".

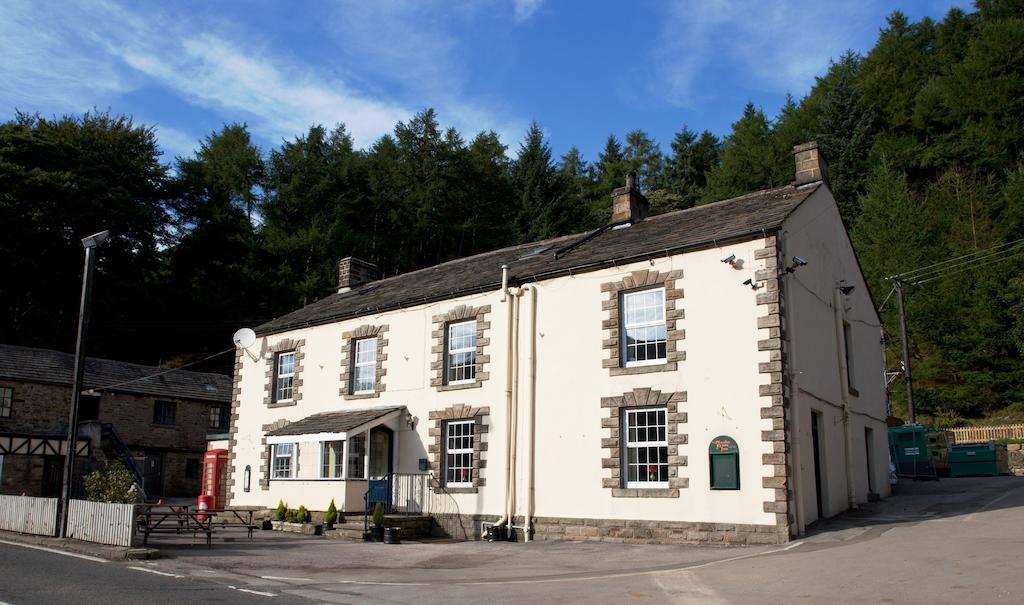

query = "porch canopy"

[{"left": 265, "top": 407, "right": 403, "bottom": 444}]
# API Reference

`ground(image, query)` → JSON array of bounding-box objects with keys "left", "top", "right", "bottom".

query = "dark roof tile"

[
  {"left": 257, "top": 183, "right": 819, "bottom": 335},
  {"left": 0, "top": 344, "right": 232, "bottom": 403},
  {"left": 267, "top": 407, "right": 402, "bottom": 436}
]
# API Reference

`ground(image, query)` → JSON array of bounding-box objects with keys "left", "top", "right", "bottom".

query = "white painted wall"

[
  {"left": 780, "top": 186, "right": 892, "bottom": 533},
  {"left": 228, "top": 198, "right": 876, "bottom": 531}
]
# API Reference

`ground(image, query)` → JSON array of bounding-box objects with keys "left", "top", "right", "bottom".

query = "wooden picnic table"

[
  {"left": 137, "top": 507, "right": 213, "bottom": 547},
  {"left": 136, "top": 506, "right": 259, "bottom": 546}
]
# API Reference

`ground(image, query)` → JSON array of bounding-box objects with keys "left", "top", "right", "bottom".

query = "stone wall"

[
  {"left": 0, "top": 378, "right": 216, "bottom": 498},
  {"left": 423, "top": 512, "right": 787, "bottom": 544},
  {"left": 1009, "top": 443, "right": 1024, "bottom": 476}
]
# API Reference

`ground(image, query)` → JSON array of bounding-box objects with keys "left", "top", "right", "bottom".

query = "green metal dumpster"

[
  {"left": 888, "top": 425, "right": 936, "bottom": 478},
  {"left": 948, "top": 441, "right": 1008, "bottom": 477}
]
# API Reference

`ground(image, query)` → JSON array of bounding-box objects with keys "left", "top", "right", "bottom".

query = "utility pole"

[
  {"left": 892, "top": 278, "right": 916, "bottom": 425},
  {"left": 59, "top": 230, "right": 108, "bottom": 538}
]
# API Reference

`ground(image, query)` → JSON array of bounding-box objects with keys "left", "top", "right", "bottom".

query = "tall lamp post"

[{"left": 59, "top": 230, "right": 109, "bottom": 538}]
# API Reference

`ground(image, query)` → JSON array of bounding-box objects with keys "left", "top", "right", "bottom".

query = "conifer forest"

[{"left": 2, "top": 3, "right": 1023, "bottom": 425}]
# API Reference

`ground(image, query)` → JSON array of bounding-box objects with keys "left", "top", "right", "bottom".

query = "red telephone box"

[{"left": 200, "top": 449, "right": 229, "bottom": 511}]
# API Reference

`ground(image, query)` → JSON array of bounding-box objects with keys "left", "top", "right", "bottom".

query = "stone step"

[{"left": 328, "top": 516, "right": 433, "bottom": 541}]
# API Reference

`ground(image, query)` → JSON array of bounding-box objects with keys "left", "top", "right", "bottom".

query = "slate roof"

[
  {"left": 266, "top": 407, "right": 403, "bottom": 436},
  {"left": 257, "top": 183, "right": 821, "bottom": 335},
  {"left": 0, "top": 344, "right": 232, "bottom": 403}
]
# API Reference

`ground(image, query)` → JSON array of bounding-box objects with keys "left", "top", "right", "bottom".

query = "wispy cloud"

[
  {"left": 650, "top": 0, "right": 874, "bottom": 108},
  {"left": 1, "top": 0, "right": 529, "bottom": 155},
  {"left": 327, "top": 1, "right": 528, "bottom": 145},
  {"left": 513, "top": 0, "right": 545, "bottom": 22}
]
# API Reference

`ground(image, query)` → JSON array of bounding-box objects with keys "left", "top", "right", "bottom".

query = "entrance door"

[
  {"left": 42, "top": 456, "right": 63, "bottom": 497},
  {"left": 144, "top": 452, "right": 164, "bottom": 497},
  {"left": 367, "top": 427, "right": 393, "bottom": 509},
  {"left": 811, "top": 411, "right": 824, "bottom": 520}
]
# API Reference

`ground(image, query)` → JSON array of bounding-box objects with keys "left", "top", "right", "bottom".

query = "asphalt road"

[
  {"left": 0, "top": 541, "right": 307, "bottom": 605},
  {"left": 1, "top": 476, "right": 1021, "bottom": 604}
]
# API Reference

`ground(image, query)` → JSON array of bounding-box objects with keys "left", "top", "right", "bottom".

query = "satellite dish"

[{"left": 233, "top": 328, "right": 257, "bottom": 350}]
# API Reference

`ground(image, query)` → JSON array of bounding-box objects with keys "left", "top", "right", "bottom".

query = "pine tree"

[
  {"left": 813, "top": 53, "right": 876, "bottom": 223},
  {"left": 511, "top": 122, "right": 559, "bottom": 241},
  {"left": 657, "top": 127, "right": 719, "bottom": 212},
  {"left": 702, "top": 103, "right": 781, "bottom": 203}
]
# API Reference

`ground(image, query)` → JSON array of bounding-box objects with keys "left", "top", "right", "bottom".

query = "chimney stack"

[
  {"left": 337, "top": 257, "right": 380, "bottom": 293},
  {"left": 792, "top": 142, "right": 828, "bottom": 186},
  {"left": 611, "top": 172, "right": 649, "bottom": 224}
]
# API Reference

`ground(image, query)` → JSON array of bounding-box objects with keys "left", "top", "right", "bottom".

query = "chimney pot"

[
  {"left": 792, "top": 141, "right": 828, "bottom": 186},
  {"left": 338, "top": 257, "right": 380, "bottom": 293},
  {"left": 611, "top": 172, "right": 648, "bottom": 224}
]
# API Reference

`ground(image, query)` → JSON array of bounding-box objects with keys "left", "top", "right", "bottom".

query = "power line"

[
  {"left": 88, "top": 346, "right": 236, "bottom": 392},
  {"left": 896, "top": 242, "right": 1024, "bottom": 284},
  {"left": 909, "top": 247, "right": 1024, "bottom": 285},
  {"left": 892, "top": 237, "right": 1024, "bottom": 281}
]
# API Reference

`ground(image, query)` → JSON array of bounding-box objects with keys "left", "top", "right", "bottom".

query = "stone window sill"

[
  {"left": 611, "top": 488, "right": 680, "bottom": 498},
  {"left": 436, "top": 486, "right": 479, "bottom": 494},
  {"left": 343, "top": 392, "right": 380, "bottom": 400},
  {"left": 437, "top": 382, "right": 482, "bottom": 392},
  {"left": 267, "top": 401, "right": 297, "bottom": 408},
  {"left": 610, "top": 362, "right": 678, "bottom": 377}
]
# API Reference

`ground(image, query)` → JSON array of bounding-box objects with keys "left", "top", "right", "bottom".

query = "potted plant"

[
  {"left": 285, "top": 508, "right": 297, "bottom": 523},
  {"left": 324, "top": 499, "right": 338, "bottom": 531},
  {"left": 275, "top": 500, "right": 287, "bottom": 521},
  {"left": 370, "top": 502, "right": 385, "bottom": 542}
]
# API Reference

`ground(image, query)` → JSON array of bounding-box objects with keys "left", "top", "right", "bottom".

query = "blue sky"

[{"left": 2, "top": 0, "right": 970, "bottom": 164}]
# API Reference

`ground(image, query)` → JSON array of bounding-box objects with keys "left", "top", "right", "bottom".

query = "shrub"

[
  {"left": 285, "top": 508, "right": 297, "bottom": 523},
  {"left": 275, "top": 500, "right": 287, "bottom": 521},
  {"left": 372, "top": 501, "right": 384, "bottom": 527},
  {"left": 324, "top": 499, "right": 338, "bottom": 525},
  {"left": 83, "top": 461, "right": 137, "bottom": 504},
  {"left": 297, "top": 505, "right": 309, "bottom": 523}
]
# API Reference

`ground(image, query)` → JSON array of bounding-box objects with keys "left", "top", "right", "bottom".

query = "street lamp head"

[{"left": 81, "top": 230, "right": 110, "bottom": 249}]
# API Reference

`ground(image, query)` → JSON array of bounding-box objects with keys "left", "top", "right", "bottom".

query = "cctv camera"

[
  {"left": 792, "top": 256, "right": 808, "bottom": 267},
  {"left": 721, "top": 254, "right": 736, "bottom": 264}
]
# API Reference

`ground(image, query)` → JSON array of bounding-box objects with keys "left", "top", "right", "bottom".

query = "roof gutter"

[{"left": 256, "top": 227, "right": 780, "bottom": 336}]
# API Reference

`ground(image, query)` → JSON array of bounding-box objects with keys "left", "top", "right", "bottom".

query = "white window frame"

[
  {"left": 320, "top": 440, "right": 344, "bottom": 479},
  {"left": 346, "top": 433, "right": 367, "bottom": 480},
  {"left": 352, "top": 338, "right": 377, "bottom": 394},
  {"left": 446, "top": 320, "right": 477, "bottom": 385},
  {"left": 623, "top": 407, "right": 669, "bottom": 489},
  {"left": 444, "top": 420, "right": 475, "bottom": 487},
  {"left": 621, "top": 287, "right": 668, "bottom": 367},
  {"left": 271, "top": 443, "right": 296, "bottom": 479},
  {"left": 275, "top": 351, "right": 296, "bottom": 402},
  {"left": 0, "top": 387, "right": 12, "bottom": 417}
]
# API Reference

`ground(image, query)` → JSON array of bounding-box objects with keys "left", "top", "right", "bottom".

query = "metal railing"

[
  {"left": 100, "top": 423, "right": 146, "bottom": 499},
  {"left": 387, "top": 473, "right": 434, "bottom": 514}
]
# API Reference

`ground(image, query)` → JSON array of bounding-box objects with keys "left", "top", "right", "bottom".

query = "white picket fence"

[
  {"left": 0, "top": 495, "right": 136, "bottom": 546},
  {"left": 949, "top": 424, "right": 1024, "bottom": 443},
  {"left": 0, "top": 495, "right": 58, "bottom": 536},
  {"left": 66, "top": 499, "right": 136, "bottom": 547}
]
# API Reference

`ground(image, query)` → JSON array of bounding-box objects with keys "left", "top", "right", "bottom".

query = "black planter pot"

[
  {"left": 370, "top": 526, "right": 385, "bottom": 542},
  {"left": 383, "top": 527, "right": 401, "bottom": 544},
  {"left": 261, "top": 520, "right": 273, "bottom": 531}
]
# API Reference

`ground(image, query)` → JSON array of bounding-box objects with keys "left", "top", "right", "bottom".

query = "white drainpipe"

[
  {"left": 833, "top": 288, "right": 858, "bottom": 511},
  {"left": 523, "top": 285, "right": 538, "bottom": 541},
  {"left": 506, "top": 289, "right": 522, "bottom": 535},
  {"left": 487, "top": 270, "right": 518, "bottom": 538}
]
